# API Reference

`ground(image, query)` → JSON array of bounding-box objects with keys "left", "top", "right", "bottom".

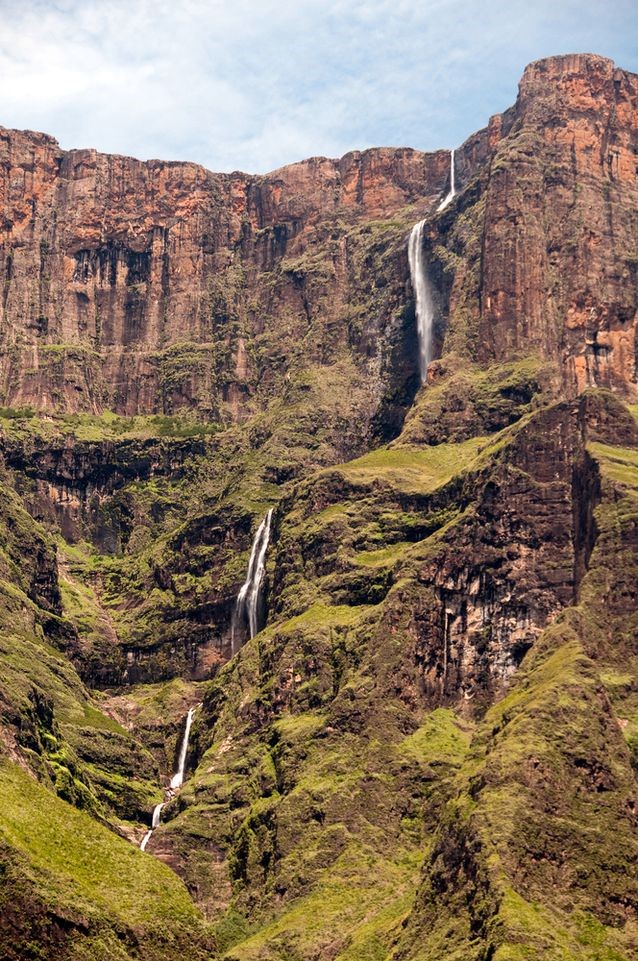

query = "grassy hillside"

[{"left": 0, "top": 758, "right": 212, "bottom": 960}]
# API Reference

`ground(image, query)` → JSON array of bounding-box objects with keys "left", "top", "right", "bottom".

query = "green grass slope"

[
  {"left": 395, "top": 418, "right": 638, "bottom": 960},
  {"left": 0, "top": 758, "right": 211, "bottom": 960}
]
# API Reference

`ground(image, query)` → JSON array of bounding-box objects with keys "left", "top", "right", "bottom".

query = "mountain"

[{"left": 0, "top": 52, "right": 636, "bottom": 960}]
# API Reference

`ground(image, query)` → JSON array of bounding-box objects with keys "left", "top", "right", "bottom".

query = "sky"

[{"left": 1, "top": 0, "right": 637, "bottom": 174}]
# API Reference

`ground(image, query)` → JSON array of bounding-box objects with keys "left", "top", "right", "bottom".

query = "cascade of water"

[
  {"left": 140, "top": 705, "right": 198, "bottom": 851},
  {"left": 437, "top": 149, "right": 456, "bottom": 212},
  {"left": 170, "top": 706, "right": 196, "bottom": 790},
  {"left": 408, "top": 220, "right": 436, "bottom": 382},
  {"left": 152, "top": 802, "right": 164, "bottom": 827},
  {"left": 140, "top": 802, "right": 164, "bottom": 851},
  {"left": 231, "top": 509, "right": 274, "bottom": 653}
]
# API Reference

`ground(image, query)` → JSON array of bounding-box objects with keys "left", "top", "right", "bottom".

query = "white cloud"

[{"left": 0, "top": 0, "right": 636, "bottom": 172}]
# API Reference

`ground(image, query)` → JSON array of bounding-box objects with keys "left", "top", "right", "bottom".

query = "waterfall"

[
  {"left": 170, "top": 706, "right": 196, "bottom": 790},
  {"left": 409, "top": 148, "right": 456, "bottom": 381},
  {"left": 437, "top": 149, "right": 456, "bottom": 212},
  {"left": 231, "top": 509, "right": 274, "bottom": 653},
  {"left": 140, "top": 803, "right": 164, "bottom": 852},
  {"left": 140, "top": 705, "right": 198, "bottom": 851},
  {"left": 152, "top": 801, "right": 164, "bottom": 827},
  {"left": 408, "top": 220, "right": 436, "bottom": 382}
]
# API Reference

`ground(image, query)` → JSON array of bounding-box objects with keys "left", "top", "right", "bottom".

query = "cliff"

[
  {"left": 0, "top": 130, "right": 446, "bottom": 416},
  {"left": 470, "top": 53, "right": 638, "bottom": 395},
  {"left": 0, "top": 53, "right": 637, "bottom": 961},
  {"left": 1, "top": 53, "right": 636, "bottom": 427}
]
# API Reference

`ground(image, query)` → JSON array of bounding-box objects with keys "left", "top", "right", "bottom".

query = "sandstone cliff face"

[
  {"left": 0, "top": 130, "right": 447, "bottom": 416},
  {"left": 2, "top": 55, "right": 636, "bottom": 424},
  {"left": 449, "top": 53, "right": 638, "bottom": 397}
]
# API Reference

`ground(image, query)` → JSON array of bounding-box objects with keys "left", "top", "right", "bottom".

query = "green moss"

[
  {"left": 335, "top": 436, "right": 487, "bottom": 493},
  {"left": 399, "top": 708, "right": 471, "bottom": 765},
  {"left": 588, "top": 442, "right": 638, "bottom": 492},
  {"left": 273, "top": 712, "right": 327, "bottom": 741},
  {"left": 0, "top": 404, "right": 36, "bottom": 419},
  {"left": 0, "top": 408, "right": 219, "bottom": 443},
  {"left": 214, "top": 907, "right": 253, "bottom": 954},
  {"left": 399, "top": 356, "right": 546, "bottom": 447},
  {"left": 224, "top": 842, "right": 422, "bottom": 961},
  {"left": 0, "top": 758, "right": 209, "bottom": 954},
  {"left": 398, "top": 616, "right": 638, "bottom": 960},
  {"left": 354, "top": 541, "right": 412, "bottom": 567},
  {"left": 39, "top": 343, "right": 100, "bottom": 359},
  {"left": 269, "top": 602, "right": 370, "bottom": 635}
]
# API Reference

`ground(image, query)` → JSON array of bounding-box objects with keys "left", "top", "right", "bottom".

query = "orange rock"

[{"left": 1, "top": 53, "right": 637, "bottom": 413}]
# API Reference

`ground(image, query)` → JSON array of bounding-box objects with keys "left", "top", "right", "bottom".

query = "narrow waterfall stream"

[
  {"left": 437, "top": 148, "right": 456, "bottom": 212},
  {"left": 408, "top": 220, "right": 436, "bottom": 382},
  {"left": 140, "top": 802, "right": 164, "bottom": 852},
  {"left": 409, "top": 149, "right": 457, "bottom": 382},
  {"left": 170, "top": 706, "right": 195, "bottom": 790},
  {"left": 231, "top": 509, "right": 274, "bottom": 653},
  {"left": 140, "top": 705, "right": 198, "bottom": 852}
]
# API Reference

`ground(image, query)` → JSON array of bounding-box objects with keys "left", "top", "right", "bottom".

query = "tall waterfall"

[
  {"left": 140, "top": 705, "right": 198, "bottom": 851},
  {"left": 408, "top": 220, "right": 436, "bottom": 382},
  {"left": 231, "top": 509, "right": 274, "bottom": 653},
  {"left": 437, "top": 149, "right": 456, "bottom": 212},
  {"left": 170, "top": 706, "right": 196, "bottom": 790}
]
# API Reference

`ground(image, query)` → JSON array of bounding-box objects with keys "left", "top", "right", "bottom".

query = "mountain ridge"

[{"left": 0, "top": 51, "right": 636, "bottom": 961}]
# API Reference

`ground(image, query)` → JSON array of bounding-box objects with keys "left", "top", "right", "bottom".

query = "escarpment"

[
  {"left": 0, "top": 135, "right": 447, "bottom": 419},
  {"left": 0, "top": 53, "right": 637, "bottom": 961},
  {"left": 2, "top": 52, "right": 637, "bottom": 428}
]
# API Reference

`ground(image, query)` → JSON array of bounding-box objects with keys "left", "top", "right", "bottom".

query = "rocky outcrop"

[
  {"left": 447, "top": 53, "right": 638, "bottom": 396},
  {"left": 396, "top": 403, "right": 638, "bottom": 961},
  {"left": 267, "top": 399, "right": 605, "bottom": 715},
  {"left": 2, "top": 431, "right": 208, "bottom": 549}
]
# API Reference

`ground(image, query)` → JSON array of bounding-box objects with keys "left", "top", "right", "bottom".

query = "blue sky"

[{"left": 1, "top": 0, "right": 637, "bottom": 173}]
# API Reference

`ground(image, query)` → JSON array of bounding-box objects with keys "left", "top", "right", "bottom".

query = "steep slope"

[
  {"left": 0, "top": 51, "right": 636, "bottom": 961},
  {"left": 149, "top": 393, "right": 635, "bottom": 961},
  {"left": 0, "top": 471, "right": 212, "bottom": 956},
  {"left": 0, "top": 758, "right": 211, "bottom": 961},
  {"left": 393, "top": 397, "right": 638, "bottom": 961}
]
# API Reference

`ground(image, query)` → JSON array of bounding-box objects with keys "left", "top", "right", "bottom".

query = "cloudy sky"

[{"left": 1, "top": 0, "right": 637, "bottom": 173}]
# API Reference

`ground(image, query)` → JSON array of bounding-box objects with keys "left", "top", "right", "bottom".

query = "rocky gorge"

[{"left": 0, "top": 52, "right": 636, "bottom": 961}]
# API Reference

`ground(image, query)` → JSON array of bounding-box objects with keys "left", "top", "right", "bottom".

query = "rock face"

[
  {"left": 478, "top": 54, "right": 638, "bottom": 394},
  {"left": 0, "top": 130, "right": 448, "bottom": 415},
  {"left": 445, "top": 53, "right": 638, "bottom": 398},
  {"left": 0, "top": 53, "right": 637, "bottom": 961},
  {"left": 1, "top": 53, "right": 636, "bottom": 421}
]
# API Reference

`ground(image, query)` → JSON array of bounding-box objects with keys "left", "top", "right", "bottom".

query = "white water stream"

[
  {"left": 170, "top": 706, "right": 196, "bottom": 790},
  {"left": 231, "top": 509, "right": 274, "bottom": 653},
  {"left": 140, "top": 705, "right": 198, "bottom": 851},
  {"left": 140, "top": 802, "right": 164, "bottom": 852},
  {"left": 408, "top": 220, "right": 436, "bottom": 382},
  {"left": 437, "top": 148, "right": 456, "bottom": 212},
  {"left": 408, "top": 148, "right": 458, "bottom": 382}
]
